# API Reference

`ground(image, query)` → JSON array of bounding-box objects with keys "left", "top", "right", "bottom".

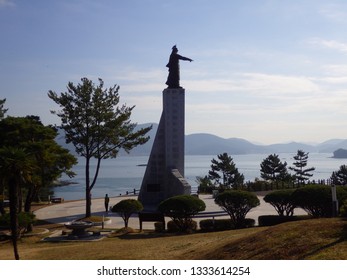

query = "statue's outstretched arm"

[{"left": 178, "top": 55, "right": 193, "bottom": 62}]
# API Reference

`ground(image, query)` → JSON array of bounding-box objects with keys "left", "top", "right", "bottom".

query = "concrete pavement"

[{"left": 34, "top": 194, "right": 306, "bottom": 230}]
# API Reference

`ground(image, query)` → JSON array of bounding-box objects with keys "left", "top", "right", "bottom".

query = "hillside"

[
  {"left": 55, "top": 123, "right": 347, "bottom": 156},
  {"left": 194, "top": 218, "right": 347, "bottom": 260},
  {"left": 1, "top": 218, "right": 345, "bottom": 260}
]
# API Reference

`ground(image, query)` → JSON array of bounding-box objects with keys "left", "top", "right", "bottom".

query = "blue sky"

[{"left": 2, "top": 0, "right": 347, "bottom": 144}]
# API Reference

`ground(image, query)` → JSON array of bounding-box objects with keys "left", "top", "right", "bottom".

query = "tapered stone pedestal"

[{"left": 138, "top": 88, "right": 191, "bottom": 210}]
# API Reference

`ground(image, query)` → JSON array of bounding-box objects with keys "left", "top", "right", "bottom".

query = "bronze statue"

[{"left": 165, "top": 45, "right": 193, "bottom": 88}]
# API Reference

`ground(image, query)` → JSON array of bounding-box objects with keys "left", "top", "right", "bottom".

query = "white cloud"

[
  {"left": 308, "top": 38, "right": 347, "bottom": 54},
  {"left": 322, "top": 64, "right": 347, "bottom": 76},
  {"left": 185, "top": 73, "right": 319, "bottom": 98}
]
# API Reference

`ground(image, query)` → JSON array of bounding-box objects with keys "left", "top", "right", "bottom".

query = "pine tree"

[
  {"left": 260, "top": 154, "right": 290, "bottom": 188},
  {"left": 289, "top": 150, "right": 315, "bottom": 186},
  {"left": 330, "top": 165, "right": 347, "bottom": 185},
  {"left": 208, "top": 153, "right": 244, "bottom": 189},
  {"left": 0, "top": 98, "right": 8, "bottom": 119},
  {"left": 48, "top": 77, "right": 152, "bottom": 217}
]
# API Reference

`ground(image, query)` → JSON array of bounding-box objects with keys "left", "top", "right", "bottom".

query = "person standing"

[{"left": 104, "top": 194, "right": 110, "bottom": 213}]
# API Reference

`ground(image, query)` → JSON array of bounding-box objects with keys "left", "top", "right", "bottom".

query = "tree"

[
  {"left": 289, "top": 150, "right": 315, "bottom": 186},
  {"left": 0, "top": 116, "right": 77, "bottom": 217},
  {"left": 263, "top": 189, "right": 296, "bottom": 216},
  {"left": 214, "top": 190, "right": 259, "bottom": 228},
  {"left": 111, "top": 199, "right": 143, "bottom": 228},
  {"left": 331, "top": 165, "right": 347, "bottom": 186},
  {"left": 0, "top": 147, "right": 34, "bottom": 260},
  {"left": 0, "top": 98, "right": 8, "bottom": 119},
  {"left": 158, "top": 195, "right": 206, "bottom": 232},
  {"left": 291, "top": 185, "right": 347, "bottom": 217},
  {"left": 260, "top": 154, "right": 291, "bottom": 187},
  {"left": 196, "top": 175, "right": 214, "bottom": 193},
  {"left": 48, "top": 77, "right": 152, "bottom": 217},
  {"left": 208, "top": 153, "right": 244, "bottom": 189}
]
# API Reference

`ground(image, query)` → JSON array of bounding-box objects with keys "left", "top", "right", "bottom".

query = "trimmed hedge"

[
  {"left": 199, "top": 218, "right": 255, "bottom": 231},
  {"left": 291, "top": 185, "right": 347, "bottom": 217},
  {"left": 111, "top": 199, "right": 143, "bottom": 228},
  {"left": 199, "top": 219, "right": 234, "bottom": 231},
  {"left": 154, "top": 222, "right": 165, "bottom": 232},
  {"left": 263, "top": 189, "right": 296, "bottom": 216},
  {"left": 158, "top": 195, "right": 205, "bottom": 232},
  {"left": 258, "top": 215, "right": 310, "bottom": 226},
  {"left": 167, "top": 220, "right": 197, "bottom": 233},
  {"left": 215, "top": 190, "right": 260, "bottom": 228}
]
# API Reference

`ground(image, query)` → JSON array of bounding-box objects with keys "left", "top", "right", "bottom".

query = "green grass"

[{"left": 0, "top": 218, "right": 346, "bottom": 260}]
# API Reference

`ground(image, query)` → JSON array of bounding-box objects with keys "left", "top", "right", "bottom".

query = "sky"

[{"left": 2, "top": 0, "right": 347, "bottom": 145}]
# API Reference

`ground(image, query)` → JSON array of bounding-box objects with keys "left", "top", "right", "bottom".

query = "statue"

[{"left": 165, "top": 45, "right": 193, "bottom": 88}]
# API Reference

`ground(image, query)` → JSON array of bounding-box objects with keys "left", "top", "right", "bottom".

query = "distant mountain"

[
  {"left": 317, "top": 139, "right": 347, "bottom": 153},
  {"left": 266, "top": 142, "right": 316, "bottom": 153},
  {"left": 332, "top": 148, "right": 347, "bottom": 158},
  {"left": 185, "top": 133, "right": 266, "bottom": 155},
  {"left": 55, "top": 123, "right": 347, "bottom": 156}
]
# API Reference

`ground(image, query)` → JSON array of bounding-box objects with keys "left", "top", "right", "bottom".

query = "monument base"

[{"left": 138, "top": 88, "right": 191, "bottom": 210}]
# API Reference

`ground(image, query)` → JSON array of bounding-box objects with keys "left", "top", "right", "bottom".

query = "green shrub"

[
  {"left": 167, "top": 220, "right": 197, "bottom": 233},
  {"left": 258, "top": 215, "right": 311, "bottom": 226},
  {"left": 0, "top": 212, "right": 36, "bottom": 233},
  {"left": 154, "top": 222, "right": 165, "bottom": 232},
  {"left": 340, "top": 199, "right": 347, "bottom": 217},
  {"left": 245, "top": 180, "right": 272, "bottom": 192},
  {"left": 263, "top": 189, "right": 296, "bottom": 216},
  {"left": 111, "top": 199, "right": 143, "bottom": 228},
  {"left": 242, "top": 218, "right": 256, "bottom": 228},
  {"left": 158, "top": 195, "right": 205, "bottom": 232},
  {"left": 291, "top": 185, "right": 347, "bottom": 217},
  {"left": 199, "top": 219, "right": 234, "bottom": 231},
  {"left": 215, "top": 190, "right": 260, "bottom": 228}
]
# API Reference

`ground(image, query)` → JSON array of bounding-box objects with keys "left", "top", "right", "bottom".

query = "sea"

[{"left": 52, "top": 153, "right": 347, "bottom": 201}]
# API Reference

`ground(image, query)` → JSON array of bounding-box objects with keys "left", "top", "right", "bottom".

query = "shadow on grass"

[
  {"left": 115, "top": 230, "right": 193, "bottom": 240},
  {"left": 301, "top": 219, "right": 347, "bottom": 259}
]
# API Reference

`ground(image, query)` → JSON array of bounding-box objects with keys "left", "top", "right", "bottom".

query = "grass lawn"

[{"left": 1, "top": 217, "right": 346, "bottom": 260}]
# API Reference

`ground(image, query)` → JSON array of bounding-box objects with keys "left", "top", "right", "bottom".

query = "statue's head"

[{"left": 172, "top": 45, "right": 178, "bottom": 53}]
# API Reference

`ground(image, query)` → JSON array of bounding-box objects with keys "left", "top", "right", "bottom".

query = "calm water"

[{"left": 53, "top": 153, "right": 347, "bottom": 201}]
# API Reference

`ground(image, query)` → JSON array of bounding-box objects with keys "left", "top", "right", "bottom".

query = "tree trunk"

[
  {"left": 85, "top": 156, "right": 102, "bottom": 218},
  {"left": 85, "top": 157, "right": 91, "bottom": 217},
  {"left": 24, "top": 185, "right": 36, "bottom": 232},
  {"left": 9, "top": 176, "right": 20, "bottom": 260},
  {"left": 86, "top": 187, "right": 91, "bottom": 217}
]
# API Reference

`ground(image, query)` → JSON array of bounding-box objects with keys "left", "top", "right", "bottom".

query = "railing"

[
  {"left": 194, "top": 210, "right": 228, "bottom": 218},
  {"left": 118, "top": 189, "right": 140, "bottom": 196}
]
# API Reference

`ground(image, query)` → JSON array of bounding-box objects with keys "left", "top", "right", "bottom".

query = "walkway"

[{"left": 34, "top": 194, "right": 305, "bottom": 230}]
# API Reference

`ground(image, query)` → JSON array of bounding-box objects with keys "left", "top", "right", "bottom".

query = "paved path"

[{"left": 34, "top": 194, "right": 306, "bottom": 230}]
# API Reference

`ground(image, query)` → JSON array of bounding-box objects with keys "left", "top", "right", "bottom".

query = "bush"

[
  {"left": 291, "top": 185, "right": 347, "bottom": 217},
  {"left": 258, "top": 215, "right": 310, "bottom": 226},
  {"left": 263, "top": 189, "right": 296, "bottom": 216},
  {"left": 154, "top": 222, "right": 165, "bottom": 232},
  {"left": 245, "top": 180, "right": 272, "bottom": 192},
  {"left": 199, "top": 217, "right": 255, "bottom": 231},
  {"left": 167, "top": 220, "right": 197, "bottom": 233},
  {"left": 215, "top": 190, "right": 260, "bottom": 228},
  {"left": 242, "top": 218, "right": 256, "bottom": 228},
  {"left": 158, "top": 195, "right": 205, "bottom": 232},
  {"left": 0, "top": 212, "right": 36, "bottom": 234},
  {"left": 111, "top": 199, "right": 143, "bottom": 228},
  {"left": 340, "top": 199, "right": 347, "bottom": 217},
  {"left": 199, "top": 219, "right": 234, "bottom": 231}
]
